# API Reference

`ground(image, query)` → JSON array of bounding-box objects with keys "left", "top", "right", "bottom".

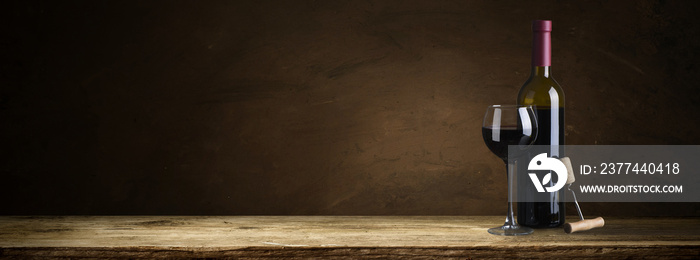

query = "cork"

[{"left": 564, "top": 217, "right": 605, "bottom": 234}]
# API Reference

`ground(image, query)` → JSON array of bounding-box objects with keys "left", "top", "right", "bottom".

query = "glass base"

[{"left": 487, "top": 225, "right": 534, "bottom": 236}]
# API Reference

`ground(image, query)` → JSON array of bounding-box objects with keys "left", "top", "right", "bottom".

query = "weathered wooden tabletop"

[{"left": 0, "top": 216, "right": 698, "bottom": 259}]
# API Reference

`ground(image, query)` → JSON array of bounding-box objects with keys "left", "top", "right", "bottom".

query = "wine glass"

[{"left": 482, "top": 105, "right": 537, "bottom": 236}]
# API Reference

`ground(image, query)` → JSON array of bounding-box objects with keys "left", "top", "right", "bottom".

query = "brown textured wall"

[{"left": 2, "top": 0, "right": 700, "bottom": 215}]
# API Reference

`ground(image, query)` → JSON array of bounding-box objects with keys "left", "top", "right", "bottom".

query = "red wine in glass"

[{"left": 482, "top": 126, "right": 536, "bottom": 162}]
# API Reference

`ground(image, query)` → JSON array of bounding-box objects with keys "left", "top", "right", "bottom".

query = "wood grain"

[{"left": 0, "top": 216, "right": 698, "bottom": 258}]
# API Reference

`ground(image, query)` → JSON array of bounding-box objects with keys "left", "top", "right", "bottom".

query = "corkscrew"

[{"left": 560, "top": 157, "right": 605, "bottom": 233}]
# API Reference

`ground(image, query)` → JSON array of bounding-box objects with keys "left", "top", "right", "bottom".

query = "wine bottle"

[{"left": 516, "top": 20, "right": 566, "bottom": 228}]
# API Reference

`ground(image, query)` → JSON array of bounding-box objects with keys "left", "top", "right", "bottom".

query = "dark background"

[{"left": 2, "top": 0, "right": 700, "bottom": 216}]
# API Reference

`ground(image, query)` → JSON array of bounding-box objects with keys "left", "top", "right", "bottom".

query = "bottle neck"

[
  {"left": 530, "top": 66, "right": 552, "bottom": 78},
  {"left": 531, "top": 28, "right": 551, "bottom": 67}
]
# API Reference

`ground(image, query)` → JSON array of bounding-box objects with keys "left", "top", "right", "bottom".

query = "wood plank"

[{"left": 0, "top": 216, "right": 698, "bottom": 258}]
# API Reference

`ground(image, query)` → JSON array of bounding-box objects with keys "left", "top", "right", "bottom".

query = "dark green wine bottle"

[{"left": 516, "top": 20, "right": 566, "bottom": 228}]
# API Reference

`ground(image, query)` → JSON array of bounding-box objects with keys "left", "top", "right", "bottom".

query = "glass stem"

[{"left": 504, "top": 159, "right": 517, "bottom": 227}]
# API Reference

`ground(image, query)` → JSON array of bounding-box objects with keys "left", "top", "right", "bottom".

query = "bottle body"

[{"left": 516, "top": 20, "right": 566, "bottom": 228}]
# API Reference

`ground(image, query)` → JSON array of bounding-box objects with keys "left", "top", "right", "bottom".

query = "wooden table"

[{"left": 0, "top": 216, "right": 698, "bottom": 259}]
